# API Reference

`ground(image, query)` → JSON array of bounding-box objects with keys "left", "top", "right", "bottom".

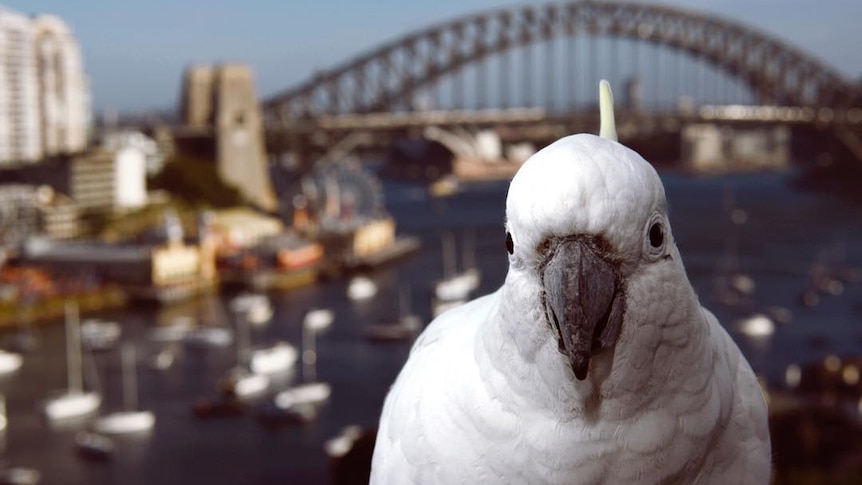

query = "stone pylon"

[{"left": 180, "top": 63, "right": 277, "bottom": 211}]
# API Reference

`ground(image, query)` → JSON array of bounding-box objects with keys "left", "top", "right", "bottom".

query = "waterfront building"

[
  {"left": 0, "top": 184, "right": 79, "bottom": 244},
  {"left": 682, "top": 124, "right": 790, "bottom": 172},
  {"left": 0, "top": 148, "right": 148, "bottom": 219},
  {"left": 208, "top": 207, "right": 285, "bottom": 251},
  {"left": 100, "top": 129, "right": 166, "bottom": 176},
  {"left": 0, "top": 7, "right": 89, "bottom": 164},
  {"left": 20, "top": 222, "right": 218, "bottom": 304}
]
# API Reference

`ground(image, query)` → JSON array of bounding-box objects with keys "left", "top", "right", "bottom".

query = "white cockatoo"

[{"left": 370, "top": 81, "right": 771, "bottom": 484}]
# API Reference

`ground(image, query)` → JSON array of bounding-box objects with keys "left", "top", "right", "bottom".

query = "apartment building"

[{"left": 0, "top": 7, "right": 90, "bottom": 165}]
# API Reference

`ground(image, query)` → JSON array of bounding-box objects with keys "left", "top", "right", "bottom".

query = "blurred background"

[{"left": 0, "top": 0, "right": 859, "bottom": 484}]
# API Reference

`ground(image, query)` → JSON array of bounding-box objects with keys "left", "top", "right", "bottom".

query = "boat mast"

[
  {"left": 65, "top": 301, "right": 83, "bottom": 394},
  {"left": 121, "top": 344, "right": 138, "bottom": 411}
]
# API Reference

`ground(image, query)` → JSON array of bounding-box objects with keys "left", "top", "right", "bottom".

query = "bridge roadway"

[
  {"left": 265, "top": 105, "right": 862, "bottom": 163},
  {"left": 267, "top": 105, "right": 862, "bottom": 133}
]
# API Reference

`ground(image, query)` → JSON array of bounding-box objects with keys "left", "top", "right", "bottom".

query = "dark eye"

[
  {"left": 649, "top": 222, "right": 664, "bottom": 248},
  {"left": 505, "top": 232, "right": 514, "bottom": 255}
]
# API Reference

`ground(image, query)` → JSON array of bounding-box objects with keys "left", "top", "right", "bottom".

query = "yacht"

[
  {"left": 230, "top": 293, "right": 273, "bottom": 326},
  {"left": 91, "top": 345, "right": 155, "bottom": 434},
  {"left": 41, "top": 302, "right": 101, "bottom": 422},
  {"left": 148, "top": 316, "right": 195, "bottom": 343},
  {"left": 218, "top": 309, "right": 269, "bottom": 400},
  {"left": 80, "top": 319, "right": 121, "bottom": 351},
  {"left": 433, "top": 231, "right": 481, "bottom": 303},
  {"left": 0, "top": 468, "right": 40, "bottom": 485},
  {"left": 274, "top": 382, "right": 331, "bottom": 409},
  {"left": 250, "top": 342, "right": 298, "bottom": 375},
  {"left": 347, "top": 276, "right": 377, "bottom": 300},
  {"left": 75, "top": 431, "right": 115, "bottom": 461},
  {"left": 183, "top": 326, "right": 233, "bottom": 349},
  {"left": 219, "top": 368, "right": 269, "bottom": 400},
  {"left": 364, "top": 287, "right": 422, "bottom": 341},
  {"left": 0, "top": 350, "right": 22, "bottom": 375}
]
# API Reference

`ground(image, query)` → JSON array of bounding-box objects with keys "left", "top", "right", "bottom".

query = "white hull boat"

[
  {"left": 230, "top": 293, "right": 273, "bottom": 326},
  {"left": 304, "top": 309, "right": 335, "bottom": 331},
  {"left": 347, "top": 277, "right": 377, "bottom": 300},
  {"left": 80, "top": 319, "right": 121, "bottom": 351},
  {"left": 275, "top": 382, "right": 331, "bottom": 409},
  {"left": 92, "top": 410, "right": 155, "bottom": 434},
  {"left": 42, "top": 302, "right": 101, "bottom": 422},
  {"left": 0, "top": 467, "right": 40, "bottom": 485},
  {"left": 250, "top": 342, "right": 298, "bottom": 375},
  {"left": 0, "top": 350, "right": 22, "bottom": 375},
  {"left": 184, "top": 327, "right": 233, "bottom": 348},
  {"left": 93, "top": 345, "right": 155, "bottom": 434},
  {"left": 221, "top": 369, "right": 269, "bottom": 400},
  {"left": 42, "top": 392, "right": 101, "bottom": 422}
]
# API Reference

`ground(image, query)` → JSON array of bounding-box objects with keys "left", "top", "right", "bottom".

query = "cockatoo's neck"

[{"left": 480, "top": 268, "right": 710, "bottom": 423}]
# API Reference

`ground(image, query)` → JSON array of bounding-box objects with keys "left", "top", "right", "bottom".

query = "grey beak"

[{"left": 542, "top": 237, "right": 625, "bottom": 381}]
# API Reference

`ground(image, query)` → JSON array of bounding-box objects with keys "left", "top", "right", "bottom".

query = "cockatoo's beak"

[{"left": 542, "top": 236, "right": 625, "bottom": 380}]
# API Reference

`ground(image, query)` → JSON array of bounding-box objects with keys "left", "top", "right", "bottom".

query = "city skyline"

[{"left": 4, "top": 0, "right": 862, "bottom": 114}]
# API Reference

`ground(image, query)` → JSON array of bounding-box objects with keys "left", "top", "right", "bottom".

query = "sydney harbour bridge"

[{"left": 261, "top": 0, "right": 862, "bottom": 171}]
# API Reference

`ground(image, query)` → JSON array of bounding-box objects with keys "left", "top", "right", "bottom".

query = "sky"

[{"left": 6, "top": 0, "right": 861, "bottom": 114}]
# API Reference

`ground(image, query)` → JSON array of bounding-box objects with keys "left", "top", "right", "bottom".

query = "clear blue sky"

[{"left": 6, "top": 0, "right": 861, "bottom": 114}]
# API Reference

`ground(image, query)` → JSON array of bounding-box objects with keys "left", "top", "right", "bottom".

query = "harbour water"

[{"left": 1, "top": 168, "right": 861, "bottom": 484}]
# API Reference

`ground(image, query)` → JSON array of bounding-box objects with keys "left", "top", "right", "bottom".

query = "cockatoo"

[{"left": 370, "top": 81, "right": 771, "bottom": 484}]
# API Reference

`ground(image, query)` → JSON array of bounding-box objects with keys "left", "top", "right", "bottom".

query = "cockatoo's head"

[{"left": 502, "top": 81, "right": 690, "bottom": 385}]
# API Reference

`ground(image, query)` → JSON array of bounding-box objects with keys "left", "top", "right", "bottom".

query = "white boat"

[
  {"left": 41, "top": 302, "right": 101, "bottom": 422},
  {"left": 428, "top": 175, "right": 459, "bottom": 198},
  {"left": 80, "top": 319, "right": 121, "bottom": 351},
  {"left": 250, "top": 342, "right": 298, "bottom": 375},
  {"left": 255, "top": 401, "right": 317, "bottom": 427},
  {"left": 364, "top": 315, "right": 422, "bottom": 341},
  {"left": 42, "top": 392, "right": 101, "bottom": 422},
  {"left": 433, "top": 231, "right": 481, "bottom": 302},
  {"left": 274, "top": 382, "right": 331, "bottom": 409},
  {"left": 434, "top": 274, "right": 476, "bottom": 302},
  {"left": 300, "top": 308, "right": 334, "bottom": 383},
  {"left": 736, "top": 313, "right": 775, "bottom": 339},
  {"left": 0, "top": 468, "right": 40, "bottom": 485},
  {"left": 0, "top": 350, "right": 22, "bottom": 375},
  {"left": 220, "top": 368, "right": 269, "bottom": 400},
  {"left": 92, "top": 345, "right": 155, "bottom": 434},
  {"left": 364, "top": 288, "right": 422, "bottom": 341},
  {"left": 92, "top": 411, "right": 155, "bottom": 435},
  {"left": 148, "top": 348, "right": 175, "bottom": 371},
  {"left": 75, "top": 431, "right": 115, "bottom": 460},
  {"left": 324, "top": 425, "right": 365, "bottom": 458},
  {"left": 0, "top": 397, "right": 41, "bottom": 483},
  {"left": 230, "top": 293, "right": 273, "bottom": 326},
  {"left": 148, "top": 317, "right": 194, "bottom": 343},
  {"left": 347, "top": 276, "right": 377, "bottom": 300},
  {"left": 183, "top": 326, "right": 234, "bottom": 348},
  {"left": 304, "top": 308, "right": 335, "bottom": 331}
]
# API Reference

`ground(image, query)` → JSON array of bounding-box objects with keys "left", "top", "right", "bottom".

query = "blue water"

[{"left": 1, "top": 169, "right": 861, "bottom": 484}]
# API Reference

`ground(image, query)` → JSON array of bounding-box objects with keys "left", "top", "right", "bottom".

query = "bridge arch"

[{"left": 264, "top": 0, "right": 857, "bottom": 121}]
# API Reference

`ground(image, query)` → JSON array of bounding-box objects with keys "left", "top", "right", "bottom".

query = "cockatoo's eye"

[
  {"left": 505, "top": 232, "right": 514, "bottom": 255},
  {"left": 643, "top": 212, "right": 669, "bottom": 260},
  {"left": 649, "top": 222, "right": 664, "bottom": 248}
]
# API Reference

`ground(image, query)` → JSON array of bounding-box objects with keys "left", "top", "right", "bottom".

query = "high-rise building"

[
  {"left": 0, "top": 7, "right": 40, "bottom": 164},
  {"left": 33, "top": 15, "right": 89, "bottom": 157},
  {"left": 0, "top": 7, "right": 90, "bottom": 165}
]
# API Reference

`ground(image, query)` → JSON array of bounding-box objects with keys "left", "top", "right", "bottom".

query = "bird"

[{"left": 370, "top": 80, "right": 771, "bottom": 485}]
